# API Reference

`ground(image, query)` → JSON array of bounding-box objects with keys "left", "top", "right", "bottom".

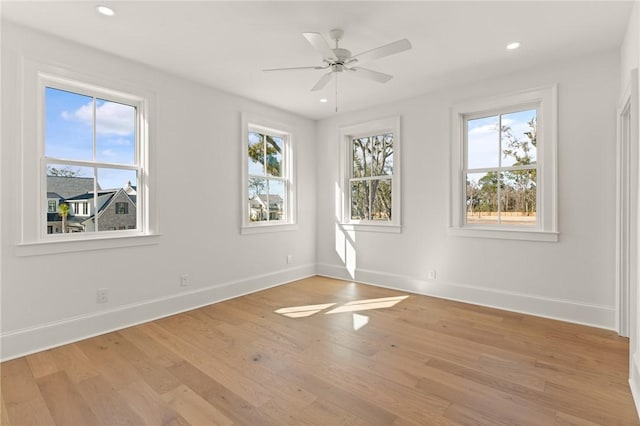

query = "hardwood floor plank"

[
  {"left": 75, "top": 375, "right": 145, "bottom": 426},
  {"left": 1, "top": 358, "right": 55, "bottom": 426},
  {"left": 166, "top": 360, "right": 279, "bottom": 425},
  {"left": 25, "top": 350, "right": 59, "bottom": 379},
  {"left": 1, "top": 276, "right": 637, "bottom": 425},
  {"left": 160, "top": 384, "right": 234, "bottom": 426},
  {"left": 117, "top": 380, "right": 190, "bottom": 426},
  {"left": 36, "top": 371, "right": 99, "bottom": 425}
]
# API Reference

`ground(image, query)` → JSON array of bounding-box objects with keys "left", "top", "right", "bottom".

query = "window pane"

[
  {"left": 371, "top": 134, "right": 393, "bottom": 176},
  {"left": 248, "top": 177, "right": 267, "bottom": 222},
  {"left": 45, "top": 87, "right": 93, "bottom": 161},
  {"left": 352, "top": 137, "right": 370, "bottom": 178},
  {"left": 96, "top": 99, "right": 136, "bottom": 164},
  {"left": 96, "top": 168, "right": 137, "bottom": 232},
  {"left": 501, "top": 109, "right": 537, "bottom": 167},
  {"left": 46, "top": 164, "right": 95, "bottom": 234},
  {"left": 248, "top": 132, "right": 264, "bottom": 176},
  {"left": 371, "top": 179, "right": 392, "bottom": 221},
  {"left": 502, "top": 169, "right": 537, "bottom": 226},
  {"left": 266, "top": 135, "right": 283, "bottom": 177},
  {"left": 467, "top": 115, "right": 499, "bottom": 169},
  {"left": 465, "top": 172, "right": 499, "bottom": 225},
  {"left": 268, "top": 179, "right": 285, "bottom": 221},
  {"left": 351, "top": 180, "right": 369, "bottom": 220}
]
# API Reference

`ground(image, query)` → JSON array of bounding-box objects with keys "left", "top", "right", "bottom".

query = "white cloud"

[
  {"left": 62, "top": 101, "right": 134, "bottom": 135},
  {"left": 101, "top": 149, "right": 118, "bottom": 157}
]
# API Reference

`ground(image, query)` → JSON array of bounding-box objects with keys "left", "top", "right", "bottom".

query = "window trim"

[
  {"left": 340, "top": 116, "right": 401, "bottom": 232},
  {"left": 240, "top": 113, "right": 297, "bottom": 234},
  {"left": 16, "top": 58, "right": 158, "bottom": 255},
  {"left": 450, "top": 85, "right": 558, "bottom": 242}
]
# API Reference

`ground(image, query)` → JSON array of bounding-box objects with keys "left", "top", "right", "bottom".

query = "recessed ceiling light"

[
  {"left": 96, "top": 5, "right": 115, "bottom": 16},
  {"left": 506, "top": 42, "right": 520, "bottom": 50},
  {"left": 320, "top": 98, "right": 328, "bottom": 103}
]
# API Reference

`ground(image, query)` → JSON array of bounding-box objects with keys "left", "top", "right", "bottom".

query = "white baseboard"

[
  {"left": 0, "top": 264, "right": 316, "bottom": 361},
  {"left": 317, "top": 263, "right": 616, "bottom": 330}
]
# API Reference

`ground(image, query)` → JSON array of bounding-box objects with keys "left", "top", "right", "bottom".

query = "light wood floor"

[{"left": 2, "top": 276, "right": 638, "bottom": 425}]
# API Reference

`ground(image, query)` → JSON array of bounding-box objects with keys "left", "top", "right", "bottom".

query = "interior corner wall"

[
  {"left": 316, "top": 49, "right": 620, "bottom": 330},
  {"left": 0, "top": 22, "right": 317, "bottom": 361}
]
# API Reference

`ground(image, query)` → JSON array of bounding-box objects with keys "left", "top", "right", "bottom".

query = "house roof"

[
  {"left": 65, "top": 190, "right": 115, "bottom": 201},
  {"left": 47, "top": 192, "right": 63, "bottom": 200},
  {"left": 47, "top": 176, "right": 100, "bottom": 200},
  {"left": 256, "top": 194, "right": 283, "bottom": 203}
]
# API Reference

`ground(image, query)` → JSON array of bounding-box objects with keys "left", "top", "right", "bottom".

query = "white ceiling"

[{"left": 2, "top": 1, "right": 634, "bottom": 120}]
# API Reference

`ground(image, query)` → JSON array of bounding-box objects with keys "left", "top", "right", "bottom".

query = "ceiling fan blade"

[
  {"left": 349, "top": 39, "right": 412, "bottom": 66},
  {"left": 349, "top": 67, "right": 393, "bottom": 83},
  {"left": 303, "top": 32, "right": 337, "bottom": 61},
  {"left": 311, "top": 72, "right": 333, "bottom": 91},
  {"left": 263, "top": 65, "right": 327, "bottom": 72}
]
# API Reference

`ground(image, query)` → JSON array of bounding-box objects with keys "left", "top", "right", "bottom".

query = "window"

[
  {"left": 115, "top": 202, "right": 128, "bottom": 214},
  {"left": 47, "top": 200, "right": 57, "bottom": 212},
  {"left": 450, "top": 86, "right": 558, "bottom": 241},
  {"left": 241, "top": 114, "right": 295, "bottom": 233},
  {"left": 340, "top": 117, "right": 401, "bottom": 232},
  {"left": 42, "top": 76, "right": 146, "bottom": 237}
]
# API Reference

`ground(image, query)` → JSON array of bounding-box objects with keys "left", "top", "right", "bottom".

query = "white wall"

[
  {"left": 316, "top": 50, "right": 620, "bottom": 329},
  {"left": 0, "top": 22, "right": 317, "bottom": 360}
]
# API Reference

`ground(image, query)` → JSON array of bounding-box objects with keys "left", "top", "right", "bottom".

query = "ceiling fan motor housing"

[{"left": 332, "top": 48, "right": 352, "bottom": 63}]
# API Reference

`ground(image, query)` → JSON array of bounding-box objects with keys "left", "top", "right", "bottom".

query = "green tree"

[
  {"left": 501, "top": 117, "right": 537, "bottom": 216},
  {"left": 47, "top": 166, "right": 82, "bottom": 177},
  {"left": 248, "top": 134, "right": 282, "bottom": 176}
]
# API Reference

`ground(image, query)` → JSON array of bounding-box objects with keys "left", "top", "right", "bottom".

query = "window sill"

[
  {"left": 339, "top": 223, "right": 402, "bottom": 234},
  {"left": 240, "top": 223, "right": 298, "bottom": 235},
  {"left": 15, "top": 233, "right": 161, "bottom": 257},
  {"left": 448, "top": 227, "right": 558, "bottom": 242}
]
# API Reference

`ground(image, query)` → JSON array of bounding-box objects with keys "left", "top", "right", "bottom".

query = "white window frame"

[
  {"left": 15, "top": 59, "right": 158, "bottom": 256},
  {"left": 241, "top": 113, "right": 296, "bottom": 234},
  {"left": 450, "top": 85, "right": 558, "bottom": 242},
  {"left": 340, "top": 116, "right": 401, "bottom": 233}
]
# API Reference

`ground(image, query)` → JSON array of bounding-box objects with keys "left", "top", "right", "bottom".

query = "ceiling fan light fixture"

[{"left": 506, "top": 42, "right": 520, "bottom": 50}]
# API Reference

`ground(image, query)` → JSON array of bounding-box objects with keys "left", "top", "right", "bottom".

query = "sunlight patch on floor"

[
  {"left": 274, "top": 295, "right": 409, "bottom": 327},
  {"left": 274, "top": 303, "right": 337, "bottom": 318}
]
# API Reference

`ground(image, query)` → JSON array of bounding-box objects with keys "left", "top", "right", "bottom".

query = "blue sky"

[
  {"left": 45, "top": 87, "right": 137, "bottom": 189},
  {"left": 467, "top": 108, "right": 536, "bottom": 171}
]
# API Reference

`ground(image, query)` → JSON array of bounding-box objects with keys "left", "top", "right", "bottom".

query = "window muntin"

[
  {"left": 464, "top": 108, "right": 537, "bottom": 227},
  {"left": 246, "top": 127, "right": 290, "bottom": 225},
  {"left": 43, "top": 81, "right": 143, "bottom": 236},
  {"left": 349, "top": 133, "right": 394, "bottom": 221}
]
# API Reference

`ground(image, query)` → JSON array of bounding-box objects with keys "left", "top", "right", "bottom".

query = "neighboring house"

[
  {"left": 46, "top": 176, "right": 136, "bottom": 233},
  {"left": 81, "top": 189, "right": 137, "bottom": 231},
  {"left": 249, "top": 194, "right": 284, "bottom": 221}
]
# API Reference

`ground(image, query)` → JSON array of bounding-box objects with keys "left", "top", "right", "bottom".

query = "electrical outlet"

[
  {"left": 427, "top": 270, "right": 436, "bottom": 280},
  {"left": 287, "top": 255, "right": 293, "bottom": 264},
  {"left": 180, "top": 274, "right": 189, "bottom": 287},
  {"left": 97, "top": 288, "right": 108, "bottom": 303}
]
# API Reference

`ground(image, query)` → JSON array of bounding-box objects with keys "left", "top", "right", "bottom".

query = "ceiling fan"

[{"left": 264, "top": 29, "right": 412, "bottom": 109}]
